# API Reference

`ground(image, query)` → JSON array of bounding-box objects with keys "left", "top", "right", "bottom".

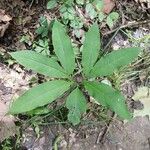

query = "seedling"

[
  {"left": 47, "top": 0, "right": 119, "bottom": 34},
  {"left": 9, "top": 21, "right": 140, "bottom": 125},
  {"left": 36, "top": 16, "right": 49, "bottom": 37}
]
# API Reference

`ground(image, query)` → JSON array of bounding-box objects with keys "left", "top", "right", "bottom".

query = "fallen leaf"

[
  {"left": 0, "top": 9, "right": 12, "bottom": 22},
  {"left": 103, "top": 0, "right": 115, "bottom": 14},
  {"left": 133, "top": 86, "right": 150, "bottom": 118},
  {"left": 0, "top": 100, "right": 17, "bottom": 142}
]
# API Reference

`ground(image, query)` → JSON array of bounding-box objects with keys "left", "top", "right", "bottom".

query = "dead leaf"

[
  {"left": 0, "top": 9, "right": 12, "bottom": 37},
  {"left": 0, "top": 22, "right": 10, "bottom": 37},
  {"left": 0, "top": 100, "right": 17, "bottom": 142},
  {"left": 0, "top": 9, "right": 12, "bottom": 22},
  {"left": 0, "top": 47, "right": 6, "bottom": 53},
  {"left": 133, "top": 86, "right": 150, "bottom": 118},
  {"left": 103, "top": 0, "right": 115, "bottom": 14}
]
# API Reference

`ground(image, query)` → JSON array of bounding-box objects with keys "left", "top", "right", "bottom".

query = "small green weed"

[
  {"left": 33, "top": 39, "right": 50, "bottom": 56},
  {"left": 36, "top": 16, "right": 49, "bottom": 38},
  {"left": 1, "top": 139, "right": 12, "bottom": 150},
  {"left": 47, "top": 0, "right": 119, "bottom": 33},
  {"left": 9, "top": 21, "right": 140, "bottom": 125},
  {"left": 1, "top": 137, "right": 22, "bottom": 150}
]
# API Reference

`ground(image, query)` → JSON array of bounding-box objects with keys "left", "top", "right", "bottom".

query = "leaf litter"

[
  {"left": 0, "top": 100, "right": 17, "bottom": 142},
  {"left": 133, "top": 86, "right": 150, "bottom": 118},
  {"left": 0, "top": 63, "right": 36, "bottom": 142},
  {"left": 0, "top": 9, "right": 12, "bottom": 37}
]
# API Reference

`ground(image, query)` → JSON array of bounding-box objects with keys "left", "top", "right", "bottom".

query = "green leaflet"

[
  {"left": 90, "top": 47, "right": 140, "bottom": 77},
  {"left": 106, "top": 12, "right": 119, "bottom": 28},
  {"left": 47, "top": 0, "right": 57, "bottom": 9},
  {"left": 84, "top": 81, "right": 131, "bottom": 119},
  {"left": 66, "top": 88, "right": 87, "bottom": 125},
  {"left": 9, "top": 80, "right": 72, "bottom": 114},
  {"left": 10, "top": 51, "right": 68, "bottom": 78},
  {"left": 82, "top": 23, "right": 100, "bottom": 76},
  {"left": 52, "top": 21, "right": 75, "bottom": 75}
]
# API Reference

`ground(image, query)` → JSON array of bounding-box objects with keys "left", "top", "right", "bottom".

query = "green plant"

[
  {"left": 9, "top": 21, "right": 140, "bottom": 125},
  {"left": 47, "top": 0, "right": 58, "bottom": 9},
  {"left": 59, "top": 2, "right": 84, "bottom": 32},
  {"left": 106, "top": 12, "right": 119, "bottom": 28},
  {"left": 86, "top": 0, "right": 119, "bottom": 28},
  {"left": 36, "top": 16, "right": 49, "bottom": 37},
  {"left": 33, "top": 39, "right": 50, "bottom": 56},
  {"left": 46, "top": 0, "right": 119, "bottom": 37},
  {"left": 1, "top": 137, "right": 21, "bottom": 150},
  {"left": 1, "top": 139, "right": 12, "bottom": 150}
]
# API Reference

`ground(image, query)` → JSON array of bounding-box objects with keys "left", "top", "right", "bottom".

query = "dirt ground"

[
  {"left": 0, "top": 0, "right": 150, "bottom": 149},
  {"left": 1, "top": 63, "right": 150, "bottom": 149}
]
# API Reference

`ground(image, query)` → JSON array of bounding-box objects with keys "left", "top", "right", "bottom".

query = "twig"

[
  {"left": 53, "top": 135, "right": 63, "bottom": 150},
  {"left": 103, "top": 20, "right": 150, "bottom": 36},
  {"left": 103, "top": 28, "right": 120, "bottom": 51},
  {"left": 96, "top": 112, "right": 116, "bottom": 144}
]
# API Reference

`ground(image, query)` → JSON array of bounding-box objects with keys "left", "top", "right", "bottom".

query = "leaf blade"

[
  {"left": 52, "top": 21, "right": 75, "bottom": 74},
  {"left": 84, "top": 81, "right": 131, "bottom": 119},
  {"left": 90, "top": 47, "right": 140, "bottom": 77},
  {"left": 82, "top": 23, "right": 100, "bottom": 76},
  {"left": 66, "top": 88, "right": 87, "bottom": 125},
  {"left": 10, "top": 51, "right": 68, "bottom": 78},
  {"left": 9, "top": 80, "right": 72, "bottom": 114},
  {"left": 106, "top": 12, "right": 119, "bottom": 28}
]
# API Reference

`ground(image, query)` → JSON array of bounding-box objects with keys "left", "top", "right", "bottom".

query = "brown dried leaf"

[
  {"left": 0, "top": 100, "right": 17, "bottom": 142},
  {"left": 103, "top": 0, "right": 115, "bottom": 14},
  {"left": 0, "top": 9, "right": 12, "bottom": 22}
]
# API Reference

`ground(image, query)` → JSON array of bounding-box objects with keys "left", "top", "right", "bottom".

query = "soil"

[{"left": 0, "top": 0, "right": 150, "bottom": 149}]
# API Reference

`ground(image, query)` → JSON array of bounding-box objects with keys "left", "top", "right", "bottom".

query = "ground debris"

[
  {"left": 0, "top": 63, "right": 35, "bottom": 103},
  {"left": 133, "top": 86, "right": 150, "bottom": 117},
  {"left": 0, "top": 100, "right": 17, "bottom": 142},
  {"left": 102, "top": 0, "right": 115, "bottom": 14},
  {"left": 0, "top": 62, "right": 36, "bottom": 142},
  {"left": 0, "top": 9, "right": 12, "bottom": 37},
  {"left": 135, "top": 0, "right": 150, "bottom": 8}
]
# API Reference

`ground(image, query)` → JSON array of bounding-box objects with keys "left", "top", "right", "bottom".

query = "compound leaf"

[
  {"left": 9, "top": 80, "right": 72, "bottom": 114},
  {"left": 10, "top": 51, "right": 68, "bottom": 78},
  {"left": 52, "top": 21, "right": 75, "bottom": 75},
  {"left": 84, "top": 81, "right": 131, "bottom": 119},
  {"left": 82, "top": 23, "right": 100, "bottom": 76},
  {"left": 90, "top": 47, "right": 140, "bottom": 77},
  {"left": 66, "top": 88, "right": 87, "bottom": 125}
]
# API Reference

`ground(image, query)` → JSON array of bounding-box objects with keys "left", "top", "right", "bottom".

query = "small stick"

[
  {"left": 103, "top": 20, "right": 150, "bottom": 36},
  {"left": 96, "top": 112, "right": 116, "bottom": 144},
  {"left": 103, "top": 28, "right": 120, "bottom": 51}
]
